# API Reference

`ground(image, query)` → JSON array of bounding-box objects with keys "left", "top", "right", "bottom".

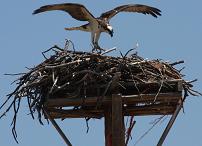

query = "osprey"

[{"left": 33, "top": 3, "right": 161, "bottom": 51}]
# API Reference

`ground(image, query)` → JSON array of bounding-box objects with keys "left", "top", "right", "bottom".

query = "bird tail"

[
  {"left": 64, "top": 27, "right": 80, "bottom": 31},
  {"left": 65, "top": 24, "right": 90, "bottom": 32}
]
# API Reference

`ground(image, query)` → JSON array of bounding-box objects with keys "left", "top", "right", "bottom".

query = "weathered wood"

[
  {"left": 177, "top": 80, "right": 183, "bottom": 91},
  {"left": 43, "top": 109, "right": 72, "bottom": 146},
  {"left": 47, "top": 108, "right": 104, "bottom": 119},
  {"left": 125, "top": 107, "right": 174, "bottom": 116},
  {"left": 45, "top": 92, "right": 182, "bottom": 107},
  {"left": 112, "top": 94, "right": 125, "bottom": 146},
  {"left": 45, "top": 102, "right": 177, "bottom": 119},
  {"left": 17, "top": 79, "right": 183, "bottom": 99},
  {"left": 42, "top": 91, "right": 184, "bottom": 146},
  {"left": 104, "top": 106, "right": 112, "bottom": 146},
  {"left": 157, "top": 97, "right": 184, "bottom": 146}
]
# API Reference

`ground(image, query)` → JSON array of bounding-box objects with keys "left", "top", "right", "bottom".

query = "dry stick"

[
  {"left": 42, "top": 45, "right": 64, "bottom": 59},
  {"left": 169, "top": 60, "right": 184, "bottom": 66},
  {"left": 152, "top": 66, "right": 165, "bottom": 103},
  {"left": 49, "top": 76, "right": 59, "bottom": 94},
  {"left": 130, "top": 60, "right": 147, "bottom": 65},
  {"left": 137, "top": 61, "right": 147, "bottom": 77},
  {"left": 157, "top": 98, "right": 184, "bottom": 146},
  {"left": 123, "top": 48, "right": 135, "bottom": 58},
  {"left": 187, "top": 79, "right": 198, "bottom": 84},
  {"left": 179, "top": 66, "right": 185, "bottom": 72},
  {"left": 153, "top": 79, "right": 164, "bottom": 103},
  {"left": 0, "top": 80, "right": 25, "bottom": 118},
  {"left": 64, "top": 39, "right": 75, "bottom": 51},
  {"left": 96, "top": 77, "right": 113, "bottom": 108},
  {"left": 45, "top": 58, "right": 90, "bottom": 69},
  {"left": 11, "top": 97, "right": 21, "bottom": 143},
  {"left": 74, "top": 70, "right": 104, "bottom": 76},
  {"left": 134, "top": 116, "right": 165, "bottom": 146},
  {"left": 125, "top": 116, "right": 136, "bottom": 146},
  {"left": 85, "top": 117, "right": 90, "bottom": 133},
  {"left": 0, "top": 79, "right": 25, "bottom": 110},
  {"left": 101, "top": 47, "right": 116, "bottom": 55},
  {"left": 187, "top": 88, "right": 202, "bottom": 96},
  {"left": 0, "top": 99, "right": 15, "bottom": 119},
  {"left": 150, "top": 115, "right": 168, "bottom": 125},
  {"left": 36, "top": 104, "right": 44, "bottom": 125},
  {"left": 0, "top": 95, "right": 13, "bottom": 110},
  {"left": 4, "top": 73, "right": 26, "bottom": 76},
  {"left": 27, "top": 96, "right": 35, "bottom": 119},
  {"left": 128, "top": 66, "right": 142, "bottom": 98},
  {"left": 43, "top": 108, "right": 72, "bottom": 146},
  {"left": 131, "top": 75, "right": 146, "bottom": 83}
]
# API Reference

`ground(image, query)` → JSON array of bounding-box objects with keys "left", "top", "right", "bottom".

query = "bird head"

[{"left": 106, "top": 24, "right": 113, "bottom": 37}]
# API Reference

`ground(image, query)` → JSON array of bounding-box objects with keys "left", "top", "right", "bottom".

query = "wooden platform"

[
  {"left": 44, "top": 79, "right": 183, "bottom": 119},
  {"left": 45, "top": 92, "right": 182, "bottom": 119},
  {"left": 43, "top": 79, "right": 183, "bottom": 146}
]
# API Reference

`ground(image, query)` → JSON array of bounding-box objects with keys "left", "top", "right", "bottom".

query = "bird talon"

[
  {"left": 92, "top": 45, "right": 105, "bottom": 53},
  {"left": 33, "top": 3, "right": 161, "bottom": 53}
]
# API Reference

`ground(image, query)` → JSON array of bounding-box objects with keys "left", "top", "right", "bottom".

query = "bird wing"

[
  {"left": 33, "top": 3, "right": 96, "bottom": 22},
  {"left": 99, "top": 4, "right": 161, "bottom": 21}
]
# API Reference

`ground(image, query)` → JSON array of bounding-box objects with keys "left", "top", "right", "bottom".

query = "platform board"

[
  {"left": 44, "top": 79, "right": 183, "bottom": 119},
  {"left": 43, "top": 79, "right": 183, "bottom": 146}
]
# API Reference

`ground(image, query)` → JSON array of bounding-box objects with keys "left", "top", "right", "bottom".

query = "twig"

[
  {"left": 125, "top": 116, "right": 136, "bottom": 146},
  {"left": 187, "top": 79, "right": 198, "bottom": 84},
  {"left": 1, "top": 41, "right": 200, "bottom": 144},
  {"left": 4, "top": 73, "right": 26, "bottom": 76},
  {"left": 134, "top": 116, "right": 165, "bottom": 146},
  {"left": 64, "top": 39, "right": 75, "bottom": 51},
  {"left": 85, "top": 117, "right": 90, "bottom": 133},
  {"left": 101, "top": 47, "right": 116, "bottom": 55},
  {"left": 45, "top": 58, "right": 90, "bottom": 69},
  {"left": 124, "top": 48, "right": 135, "bottom": 58},
  {"left": 169, "top": 60, "right": 184, "bottom": 66},
  {"left": 153, "top": 79, "right": 164, "bottom": 103}
]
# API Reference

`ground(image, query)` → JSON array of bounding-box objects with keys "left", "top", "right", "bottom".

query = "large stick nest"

[{"left": 0, "top": 41, "right": 201, "bottom": 142}]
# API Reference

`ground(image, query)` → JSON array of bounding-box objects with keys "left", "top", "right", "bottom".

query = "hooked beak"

[{"left": 109, "top": 30, "right": 114, "bottom": 37}]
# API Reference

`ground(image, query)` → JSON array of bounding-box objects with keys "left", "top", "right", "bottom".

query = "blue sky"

[{"left": 0, "top": 1, "right": 202, "bottom": 146}]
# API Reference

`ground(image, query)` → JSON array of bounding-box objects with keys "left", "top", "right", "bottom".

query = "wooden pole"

[
  {"left": 104, "top": 94, "right": 125, "bottom": 146},
  {"left": 104, "top": 106, "right": 112, "bottom": 146},
  {"left": 112, "top": 94, "right": 125, "bottom": 146}
]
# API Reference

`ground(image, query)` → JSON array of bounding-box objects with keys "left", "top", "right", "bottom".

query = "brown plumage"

[
  {"left": 33, "top": 3, "right": 95, "bottom": 22},
  {"left": 100, "top": 4, "right": 161, "bottom": 20},
  {"left": 33, "top": 3, "right": 161, "bottom": 51}
]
